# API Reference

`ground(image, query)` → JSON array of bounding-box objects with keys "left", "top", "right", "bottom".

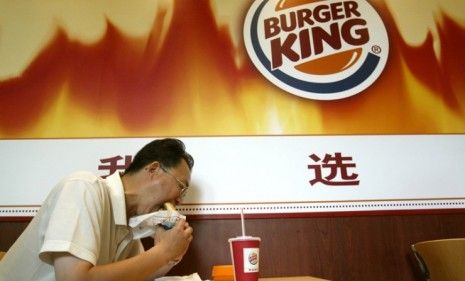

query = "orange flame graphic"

[{"left": 0, "top": 0, "right": 464, "bottom": 138}]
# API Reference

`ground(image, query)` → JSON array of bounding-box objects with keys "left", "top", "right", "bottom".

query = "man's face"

[{"left": 138, "top": 159, "right": 191, "bottom": 215}]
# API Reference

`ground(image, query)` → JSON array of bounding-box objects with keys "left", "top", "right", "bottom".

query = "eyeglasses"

[{"left": 160, "top": 166, "right": 189, "bottom": 198}]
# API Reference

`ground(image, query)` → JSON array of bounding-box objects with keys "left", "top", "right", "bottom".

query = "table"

[
  {"left": 212, "top": 265, "right": 329, "bottom": 281},
  {"left": 261, "top": 276, "right": 329, "bottom": 281}
]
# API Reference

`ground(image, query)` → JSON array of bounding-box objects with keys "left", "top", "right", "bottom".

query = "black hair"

[{"left": 124, "top": 138, "right": 194, "bottom": 175}]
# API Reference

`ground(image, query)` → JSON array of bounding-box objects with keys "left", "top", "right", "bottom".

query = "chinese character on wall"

[
  {"left": 307, "top": 152, "right": 360, "bottom": 186},
  {"left": 98, "top": 155, "right": 133, "bottom": 178}
]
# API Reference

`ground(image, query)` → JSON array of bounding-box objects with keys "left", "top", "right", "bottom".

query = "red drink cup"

[{"left": 228, "top": 236, "right": 261, "bottom": 281}]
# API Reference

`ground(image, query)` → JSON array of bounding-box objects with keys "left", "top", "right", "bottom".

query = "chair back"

[{"left": 411, "top": 238, "right": 465, "bottom": 281}]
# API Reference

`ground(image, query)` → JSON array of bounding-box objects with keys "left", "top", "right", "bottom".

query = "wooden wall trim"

[{"left": 2, "top": 213, "right": 465, "bottom": 281}]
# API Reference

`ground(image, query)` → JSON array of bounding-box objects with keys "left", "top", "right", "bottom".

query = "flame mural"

[{"left": 0, "top": 0, "right": 464, "bottom": 138}]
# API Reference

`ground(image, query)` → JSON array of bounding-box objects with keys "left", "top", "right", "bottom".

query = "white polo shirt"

[{"left": 0, "top": 171, "right": 143, "bottom": 281}]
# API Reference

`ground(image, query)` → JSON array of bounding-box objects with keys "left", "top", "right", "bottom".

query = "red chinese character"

[
  {"left": 307, "top": 152, "right": 359, "bottom": 186},
  {"left": 98, "top": 155, "right": 132, "bottom": 178}
]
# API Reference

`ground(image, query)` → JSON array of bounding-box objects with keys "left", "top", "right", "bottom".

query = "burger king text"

[{"left": 263, "top": 1, "right": 368, "bottom": 69}]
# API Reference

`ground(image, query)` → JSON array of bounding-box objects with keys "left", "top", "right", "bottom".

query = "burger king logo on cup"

[
  {"left": 248, "top": 251, "right": 258, "bottom": 265},
  {"left": 243, "top": 248, "right": 259, "bottom": 272},
  {"left": 243, "top": 0, "right": 389, "bottom": 100}
]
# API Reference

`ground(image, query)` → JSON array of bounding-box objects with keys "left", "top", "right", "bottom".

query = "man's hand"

[{"left": 154, "top": 219, "right": 193, "bottom": 262}]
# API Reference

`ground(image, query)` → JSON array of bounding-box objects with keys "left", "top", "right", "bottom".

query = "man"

[{"left": 0, "top": 138, "right": 194, "bottom": 281}]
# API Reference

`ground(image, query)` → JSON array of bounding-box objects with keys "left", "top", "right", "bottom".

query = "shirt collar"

[{"left": 104, "top": 172, "right": 128, "bottom": 226}]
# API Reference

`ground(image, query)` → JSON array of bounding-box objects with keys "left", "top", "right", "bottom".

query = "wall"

[{"left": 3, "top": 212, "right": 465, "bottom": 281}]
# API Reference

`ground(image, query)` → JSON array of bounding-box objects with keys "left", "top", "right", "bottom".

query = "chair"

[
  {"left": 0, "top": 251, "right": 6, "bottom": 261},
  {"left": 411, "top": 238, "right": 465, "bottom": 281}
]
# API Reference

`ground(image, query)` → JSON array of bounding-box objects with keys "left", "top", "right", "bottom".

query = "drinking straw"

[{"left": 241, "top": 208, "right": 246, "bottom": 237}]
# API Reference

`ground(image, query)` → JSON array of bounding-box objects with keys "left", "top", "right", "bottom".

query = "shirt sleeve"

[{"left": 39, "top": 176, "right": 108, "bottom": 265}]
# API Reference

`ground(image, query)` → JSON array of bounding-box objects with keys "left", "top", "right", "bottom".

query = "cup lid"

[{"left": 228, "top": 236, "right": 261, "bottom": 242}]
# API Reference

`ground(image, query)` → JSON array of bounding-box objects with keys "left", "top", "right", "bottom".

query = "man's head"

[
  {"left": 122, "top": 138, "right": 194, "bottom": 216},
  {"left": 124, "top": 138, "right": 194, "bottom": 175}
]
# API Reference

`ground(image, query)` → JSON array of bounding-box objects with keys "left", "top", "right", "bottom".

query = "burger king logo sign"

[{"left": 243, "top": 0, "right": 389, "bottom": 100}]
